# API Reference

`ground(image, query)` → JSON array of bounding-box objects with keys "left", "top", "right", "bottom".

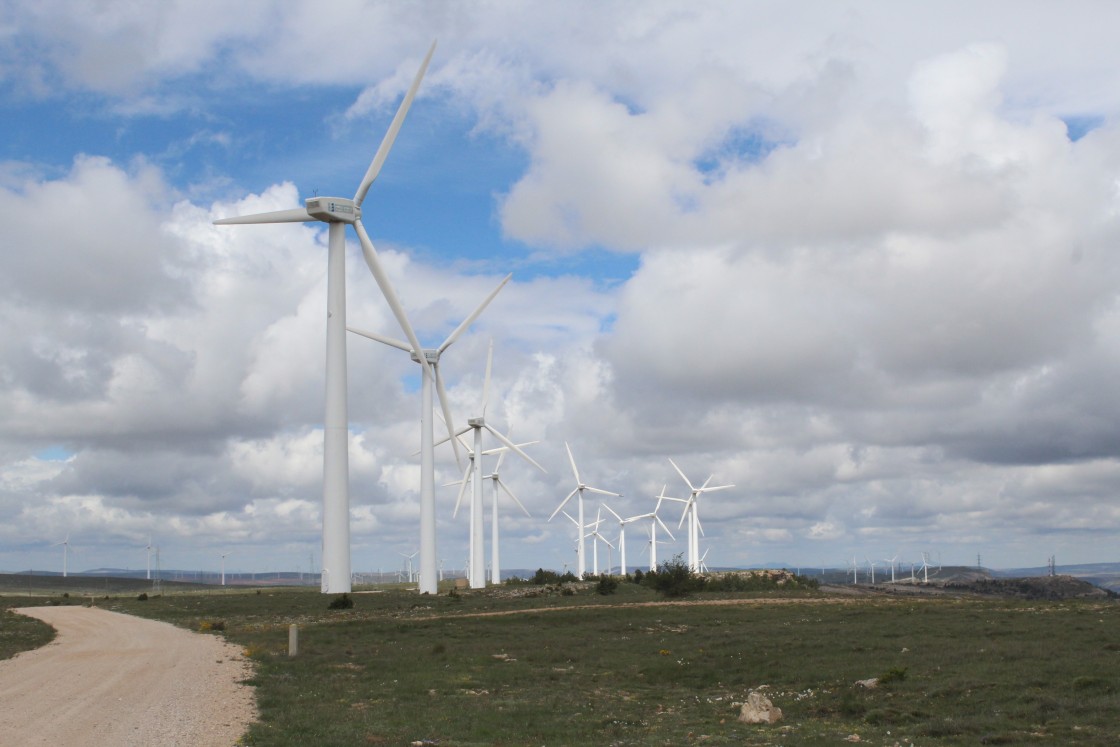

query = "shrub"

[
  {"left": 531, "top": 568, "right": 579, "bottom": 585},
  {"left": 631, "top": 568, "right": 644, "bottom": 584},
  {"left": 532, "top": 568, "right": 562, "bottom": 585},
  {"left": 328, "top": 593, "right": 354, "bottom": 610},
  {"left": 136, "top": 592, "right": 148, "bottom": 601},
  {"left": 596, "top": 576, "right": 619, "bottom": 595},
  {"left": 879, "top": 666, "right": 908, "bottom": 685},
  {"left": 198, "top": 619, "right": 226, "bottom": 632},
  {"left": 642, "top": 555, "right": 705, "bottom": 597}
]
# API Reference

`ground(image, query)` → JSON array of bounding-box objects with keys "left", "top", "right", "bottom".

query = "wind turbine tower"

[{"left": 213, "top": 43, "right": 437, "bottom": 594}]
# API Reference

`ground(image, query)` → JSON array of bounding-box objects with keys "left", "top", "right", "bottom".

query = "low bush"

[
  {"left": 531, "top": 568, "right": 578, "bottom": 585},
  {"left": 595, "top": 576, "right": 619, "bottom": 595},
  {"left": 641, "top": 555, "right": 705, "bottom": 597},
  {"left": 328, "top": 593, "right": 354, "bottom": 610}
]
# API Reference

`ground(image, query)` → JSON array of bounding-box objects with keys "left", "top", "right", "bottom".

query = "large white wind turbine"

[
  {"left": 668, "top": 459, "right": 734, "bottom": 573},
  {"left": 351, "top": 275, "right": 512, "bottom": 594},
  {"left": 213, "top": 43, "right": 437, "bottom": 594},
  {"left": 549, "top": 443, "right": 620, "bottom": 578}
]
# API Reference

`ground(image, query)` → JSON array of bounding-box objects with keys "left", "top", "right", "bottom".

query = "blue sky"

[{"left": 4, "top": 1, "right": 1120, "bottom": 580}]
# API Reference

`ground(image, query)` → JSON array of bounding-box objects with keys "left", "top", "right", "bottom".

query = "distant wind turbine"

[
  {"left": 220, "top": 551, "right": 232, "bottom": 586},
  {"left": 213, "top": 42, "right": 437, "bottom": 594},
  {"left": 51, "top": 534, "right": 73, "bottom": 578},
  {"left": 668, "top": 459, "right": 734, "bottom": 573},
  {"left": 549, "top": 443, "right": 620, "bottom": 578}
]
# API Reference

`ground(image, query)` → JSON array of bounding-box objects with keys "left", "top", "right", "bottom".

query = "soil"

[{"left": 0, "top": 605, "right": 256, "bottom": 746}]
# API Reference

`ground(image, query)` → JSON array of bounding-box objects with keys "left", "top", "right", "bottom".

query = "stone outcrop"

[{"left": 738, "top": 690, "right": 783, "bottom": 724}]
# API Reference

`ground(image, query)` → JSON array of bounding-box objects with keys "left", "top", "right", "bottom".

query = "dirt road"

[{"left": 0, "top": 605, "right": 256, "bottom": 746}]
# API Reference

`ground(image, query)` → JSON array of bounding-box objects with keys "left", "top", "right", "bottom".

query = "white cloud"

[{"left": 6, "top": 2, "right": 1120, "bottom": 575}]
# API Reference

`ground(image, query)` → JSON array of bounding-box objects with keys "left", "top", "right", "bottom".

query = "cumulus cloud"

[{"left": 5, "top": 2, "right": 1120, "bottom": 575}]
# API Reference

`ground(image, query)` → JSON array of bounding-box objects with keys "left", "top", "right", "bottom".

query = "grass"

[{"left": 3, "top": 581, "right": 1120, "bottom": 745}]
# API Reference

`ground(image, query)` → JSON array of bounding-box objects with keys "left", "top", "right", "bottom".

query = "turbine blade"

[
  {"left": 654, "top": 514, "right": 676, "bottom": 541},
  {"left": 437, "top": 274, "right": 512, "bottom": 353},
  {"left": 699, "top": 484, "right": 735, "bottom": 493},
  {"left": 484, "top": 424, "right": 546, "bottom": 474},
  {"left": 354, "top": 219, "right": 433, "bottom": 380},
  {"left": 430, "top": 424, "right": 473, "bottom": 451},
  {"left": 560, "top": 510, "right": 579, "bottom": 527},
  {"left": 585, "top": 486, "right": 621, "bottom": 498},
  {"left": 493, "top": 445, "right": 508, "bottom": 471},
  {"left": 346, "top": 325, "right": 411, "bottom": 352},
  {"left": 668, "top": 457, "right": 695, "bottom": 490},
  {"left": 434, "top": 366, "right": 463, "bottom": 469},
  {"left": 482, "top": 338, "right": 493, "bottom": 419},
  {"left": 565, "top": 442, "right": 581, "bottom": 484},
  {"left": 498, "top": 479, "right": 532, "bottom": 517},
  {"left": 678, "top": 500, "right": 692, "bottom": 529},
  {"left": 452, "top": 461, "right": 472, "bottom": 518},
  {"left": 602, "top": 504, "right": 623, "bottom": 523},
  {"left": 549, "top": 489, "right": 579, "bottom": 521},
  {"left": 213, "top": 207, "right": 314, "bottom": 225},
  {"left": 353, "top": 40, "right": 437, "bottom": 207}
]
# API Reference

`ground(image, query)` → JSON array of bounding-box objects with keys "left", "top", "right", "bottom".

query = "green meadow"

[{"left": 3, "top": 579, "right": 1120, "bottom": 745}]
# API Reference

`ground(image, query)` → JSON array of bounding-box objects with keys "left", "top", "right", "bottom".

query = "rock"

[
  {"left": 738, "top": 691, "right": 783, "bottom": 724},
  {"left": 854, "top": 678, "right": 879, "bottom": 689}
]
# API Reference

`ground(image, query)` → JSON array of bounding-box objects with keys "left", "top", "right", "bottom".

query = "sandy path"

[{"left": 0, "top": 605, "right": 256, "bottom": 747}]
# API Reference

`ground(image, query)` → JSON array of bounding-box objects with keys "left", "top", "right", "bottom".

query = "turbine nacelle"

[
  {"left": 305, "top": 197, "right": 359, "bottom": 223},
  {"left": 410, "top": 349, "right": 442, "bottom": 365}
]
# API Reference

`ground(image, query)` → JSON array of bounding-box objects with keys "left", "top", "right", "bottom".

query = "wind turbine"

[
  {"left": 646, "top": 486, "right": 678, "bottom": 570},
  {"left": 668, "top": 458, "right": 734, "bottom": 573},
  {"left": 847, "top": 556, "right": 859, "bottom": 584},
  {"left": 885, "top": 554, "right": 899, "bottom": 583},
  {"left": 144, "top": 535, "right": 153, "bottom": 581},
  {"left": 585, "top": 509, "right": 615, "bottom": 576},
  {"left": 400, "top": 550, "right": 418, "bottom": 584},
  {"left": 440, "top": 341, "right": 544, "bottom": 587},
  {"left": 485, "top": 447, "right": 535, "bottom": 585},
  {"left": 51, "top": 534, "right": 73, "bottom": 578},
  {"left": 919, "top": 552, "right": 931, "bottom": 583},
  {"left": 213, "top": 42, "right": 437, "bottom": 594},
  {"left": 351, "top": 274, "right": 512, "bottom": 594},
  {"left": 548, "top": 443, "right": 620, "bottom": 578},
  {"left": 220, "top": 551, "right": 231, "bottom": 586},
  {"left": 699, "top": 546, "right": 712, "bottom": 574},
  {"left": 866, "top": 557, "right": 877, "bottom": 585}
]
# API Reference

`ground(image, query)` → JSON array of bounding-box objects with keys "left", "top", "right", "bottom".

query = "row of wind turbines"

[
  {"left": 213, "top": 41, "right": 735, "bottom": 594},
  {"left": 846, "top": 552, "right": 940, "bottom": 584}
]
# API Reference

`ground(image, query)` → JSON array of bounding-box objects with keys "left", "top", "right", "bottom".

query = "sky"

[{"left": 3, "top": 1, "right": 1120, "bottom": 579}]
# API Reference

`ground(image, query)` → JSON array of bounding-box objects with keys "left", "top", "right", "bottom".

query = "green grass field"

[{"left": 4, "top": 580, "right": 1120, "bottom": 745}]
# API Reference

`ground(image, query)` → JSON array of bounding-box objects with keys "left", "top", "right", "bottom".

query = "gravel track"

[{"left": 0, "top": 606, "right": 256, "bottom": 746}]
